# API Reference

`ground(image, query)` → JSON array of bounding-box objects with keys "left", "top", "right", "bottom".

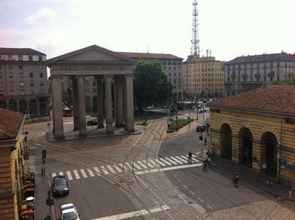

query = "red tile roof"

[
  {"left": 211, "top": 85, "right": 295, "bottom": 117},
  {"left": 0, "top": 47, "right": 45, "bottom": 56},
  {"left": 118, "top": 52, "right": 183, "bottom": 60},
  {"left": 0, "top": 109, "right": 23, "bottom": 139}
]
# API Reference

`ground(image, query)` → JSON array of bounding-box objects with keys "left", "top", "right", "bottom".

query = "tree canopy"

[{"left": 134, "top": 62, "right": 173, "bottom": 113}]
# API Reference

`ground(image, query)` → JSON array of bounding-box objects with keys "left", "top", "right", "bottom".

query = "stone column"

[
  {"left": 51, "top": 77, "right": 64, "bottom": 139},
  {"left": 72, "top": 77, "right": 79, "bottom": 131},
  {"left": 96, "top": 76, "right": 104, "bottom": 128},
  {"left": 124, "top": 75, "right": 135, "bottom": 132},
  {"left": 77, "top": 76, "right": 87, "bottom": 137},
  {"left": 104, "top": 76, "right": 114, "bottom": 134},
  {"left": 115, "top": 78, "right": 125, "bottom": 127}
]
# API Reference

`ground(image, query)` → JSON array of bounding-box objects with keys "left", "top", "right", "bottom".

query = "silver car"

[{"left": 60, "top": 203, "right": 80, "bottom": 220}]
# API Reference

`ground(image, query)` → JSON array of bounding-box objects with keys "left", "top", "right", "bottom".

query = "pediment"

[
  {"left": 63, "top": 49, "right": 119, "bottom": 62},
  {"left": 47, "top": 45, "right": 132, "bottom": 64}
]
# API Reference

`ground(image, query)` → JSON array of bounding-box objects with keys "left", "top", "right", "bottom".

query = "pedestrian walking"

[
  {"left": 204, "top": 138, "right": 207, "bottom": 146},
  {"left": 187, "top": 152, "right": 193, "bottom": 164},
  {"left": 233, "top": 173, "right": 240, "bottom": 188},
  {"left": 41, "top": 166, "right": 46, "bottom": 177}
]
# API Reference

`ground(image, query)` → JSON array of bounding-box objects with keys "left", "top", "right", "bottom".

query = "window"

[
  {"left": 30, "top": 83, "right": 34, "bottom": 87},
  {"left": 19, "top": 65, "right": 23, "bottom": 70},
  {"left": 40, "top": 72, "right": 43, "bottom": 78},
  {"left": 22, "top": 55, "right": 29, "bottom": 61},
  {"left": 30, "top": 72, "right": 33, "bottom": 78},
  {"left": 9, "top": 75, "right": 13, "bottom": 79},
  {"left": 40, "top": 83, "right": 44, "bottom": 87},
  {"left": 32, "top": 55, "right": 39, "bottom": 61}
]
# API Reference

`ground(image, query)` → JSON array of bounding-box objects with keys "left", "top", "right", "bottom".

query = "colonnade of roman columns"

[{"left": 51, "top": 74, "right": 134, "bottom": 139}]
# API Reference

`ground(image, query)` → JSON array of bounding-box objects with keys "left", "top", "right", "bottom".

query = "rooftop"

[
  {"left": 0, "top": 108, "right": 23, "bottom": 140},
  {"left": 210, "top": 85, "right": 295, "bottom": 117},
  {"left": 118, "top": 52, "right": 183, "bottom": 61},
  {"left": 227, "top": 52, "right": 295, "bottom": 64},
  {"left": 0, "top": 47, "right": 46, "bottom": 56}
]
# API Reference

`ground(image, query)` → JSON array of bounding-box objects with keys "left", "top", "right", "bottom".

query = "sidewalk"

[{"left": 208, "top": 156, "right": 294, "bottom": 202}]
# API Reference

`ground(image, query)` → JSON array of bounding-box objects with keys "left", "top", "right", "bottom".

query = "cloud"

[{"left": 25, "top": 7, "right": 56, "bottom": 25}]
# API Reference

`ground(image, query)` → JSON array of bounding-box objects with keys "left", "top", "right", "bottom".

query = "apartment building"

[
  {"left": 225, "top": 52, "right": 295, "bottom": 96},
  {"left": 183, "top": 55, "right": 224, "bottom": 98},
  {"left": 0, "top": 48, "right": 49, "bottom": 116}
]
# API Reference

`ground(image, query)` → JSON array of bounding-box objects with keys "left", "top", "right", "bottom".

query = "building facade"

[
  {"left": 225, "top": 52, "right": 295, "bottom": 96},
  {"left": 0, "top": 48, "right": 49, "bottom": 117},
  {"left": 182, "top": 55, "right": 224, "bottom": 98},
  {"left": 210, "top": 86, "right": 295, "bottom": 184},
  {"left": 0, "top": 109, "right": 25, "bottom": 220},
  {"left": 60, "top": 51, "right": 183, "bottom": 113}
]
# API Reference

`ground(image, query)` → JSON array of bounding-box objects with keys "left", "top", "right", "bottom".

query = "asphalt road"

[{"left": 159, "top": 130, "right": 277, "bottom": 215}]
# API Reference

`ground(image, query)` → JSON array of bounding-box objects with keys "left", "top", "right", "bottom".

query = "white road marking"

[
  {"left": 87, "top": 168, "right": 95, "bottom": 177},
  {"left": 100, "top": 166, "right": 109, "bottom": 175},
  {"left": 93, "top": 167, "right": 101, "bottom": 176},
  {"left": 149, "top": 159, "right": 158, "bottom": 167},
  {"left": 132, "top": 162, "right": 142, "bottom": 170},
  {"left": 80, "top": 169, "right": 88, "bottom": 178},
  {"left": 137, "top": 161, "right": 148, "bottom": 169},
  {"left": 164, "top": 157, "right": 178, "bottom": 165},
  {"left": 169, "top": 156, "right": 184, "bottom": 164},
  {"left": 106, "top": 165, "right": 116, "bottom": 174},
  {"left": 91, "top": 205, "right": 170, "bottom": 220},
  {"left": 159, "top": 158, "right": 172, "bottom": 166},
  {"left": 143, "top": 160, "right": 154, "bottom": 168},
  {"left": 135, "top": 163, "right": 202, "bottom": 175},
  {"left": 113, "top": 165, "right": 122, "bottom": 173},
  {"left": 73, "top": 170, "right": 80, "bottom": 179},
  {"left": 124, "top": 162, "right": 132, "bottom": 170},
  {"left": 174, "top": 155, "right": 187, "bottom": 163},
  {"left": 191, "top": 203, "right": 206, "bottom": 214},
  {"left": 155, "top": 158, "right": 166, "bottom": 166},
  {"left": 66, "top": 171, "right": 73, "bottom": 181}
]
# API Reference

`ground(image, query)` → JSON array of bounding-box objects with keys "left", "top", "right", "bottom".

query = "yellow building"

[
  {"left": 183, "top": 55, "right": 224, "bottom": 98},
  {"left": 0, "top": 109, "right": 25, "bottom": 220},
  {"left": 210, "top": 85, "right": 295, "bottom": 184}
]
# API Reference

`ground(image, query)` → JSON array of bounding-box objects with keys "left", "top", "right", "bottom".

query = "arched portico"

[
  {"left": 48, "top": 45, "right": 136, "bottom": 139},
  {"left": 239, "top": 127, "right": 253, "bottom": 167},
  {"left": 261, "top": 132, "right": 278, "bottom": 177},
  {"left": 220, "top": 123, "right": 232, "bottom": 159}
]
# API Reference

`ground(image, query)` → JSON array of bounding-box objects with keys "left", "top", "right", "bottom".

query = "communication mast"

[{"left": 191, "top": 0, "right": 200, "bottom": 56}]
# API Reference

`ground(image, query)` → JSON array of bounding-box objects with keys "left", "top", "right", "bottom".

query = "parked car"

[
  {"left": 60, "top": 203, "right": 80, "bottom": 220},
  {"left": 52, "top": 174, "right": 69, "bottom": 197},
  {"left": 87, "top": 118, "right": 98, "bottom": 126}
]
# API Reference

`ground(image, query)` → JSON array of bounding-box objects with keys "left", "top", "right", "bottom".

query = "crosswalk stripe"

[
  {"left": 87, "top": 168, "right": 95, "bottom": 177},
  {"left": 66, "top": 171, "right": 73, "bottom": 181},
  {"left": 106, "top": 165, "right": 116, "bottom": 174},
  {"left": 169, "top": 156, "right": 183, "bottom": 164},
  {"left": 137, "top": 161, "right": 148, "bottom": 169},
  {"left": 113, "top": 165, "right": 122, "bottom": 173},
  {"left": 80, "top": 169, "right": 88, "bottom": 178},
  {"left": 180, "top": 155, "right": 189, "bottom": 161},
  {"left": 159, "top": 158, "right": 172, "bottom": 166},
  {"left": 100, "top": 166, "right": 109, "bottom": 175},
  {"left": 192, "top": 157, "right": 199, "bottom": 162},
  {"left": 73, "top": 170, "right": 80, "bottom": 179},
  {"left": 93, "top": 167, "right": 101, "bottom": 176},
  {"left": 124, "top": 162, "right": 132, "bottom": 170},
  {"left": 164, "top": 157, "right": 178, "bottom": 165},
  {"left": 149, "top": 160, "right": 158, "bottom": 167},
  {"left": 144, "top": 160, "right": 154, "bottom": 168},
  {"left": 132, "top": 162, "right": 142, "bottom": 170},
  {"left": 51, "top": 173, "right": 57, "bottom": 178},
  {"left": 118, "top": 163, "right": 126, "bottom": 171},
  {"left": 174, "top": 155, "right": 187, "bottom": 163},
  {"left": 155, "top": 159, "right": 166, "bottom": 166}
]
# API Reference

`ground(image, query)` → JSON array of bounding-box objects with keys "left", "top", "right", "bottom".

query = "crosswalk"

[{"left": 51, "top": 153, "right": 202, "bottom": 181}]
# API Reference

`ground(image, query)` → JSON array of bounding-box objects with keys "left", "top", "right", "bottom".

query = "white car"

[{"left": 60, "top": 203, "right": 80, "bottom": 220}]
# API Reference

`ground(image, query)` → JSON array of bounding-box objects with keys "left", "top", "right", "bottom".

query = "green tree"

[
  {"left": 272, "top": 79, "right": 295, "bottom": 85},
  {"left": 134, "top": 62, "right": 173, "bottom": 113}
]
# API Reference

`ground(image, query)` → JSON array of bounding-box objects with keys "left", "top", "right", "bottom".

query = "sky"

[{"left": 1, "top": 0, "right": 295, "bottom": 61}]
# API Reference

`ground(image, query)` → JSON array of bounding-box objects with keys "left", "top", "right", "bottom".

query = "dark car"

[
  {"left": 52, "top": 175, "right": 69, "bottom": 197},
  {"left": 196, "top": 124, "right": 206, "bottom": 132},
  {"left": 87, "top": 118, "right": 98, "bottom": 126}
]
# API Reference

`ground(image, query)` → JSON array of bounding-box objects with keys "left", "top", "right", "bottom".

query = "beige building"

[{"left": 183, "top": 55, "right": 224, "bottom": 98}]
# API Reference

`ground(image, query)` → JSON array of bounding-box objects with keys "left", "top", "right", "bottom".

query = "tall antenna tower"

[{"left": 191, "top": 0, "right": 200, "bottom": 56}]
